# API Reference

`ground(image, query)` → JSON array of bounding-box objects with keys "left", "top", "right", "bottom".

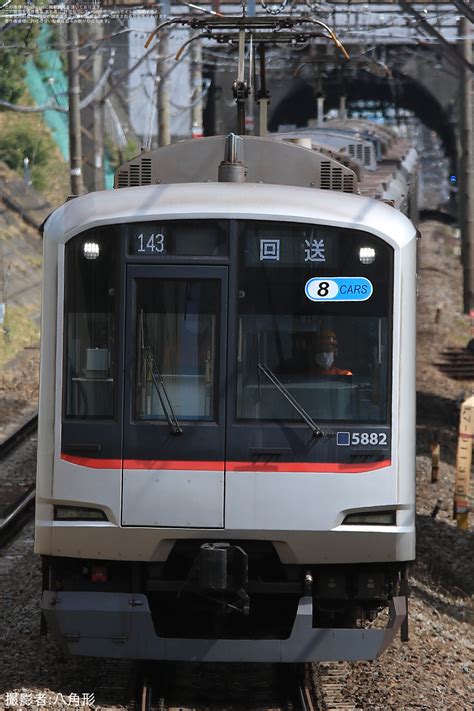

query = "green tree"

[
  {"left": 0, "top": 26, "right": 39, "bottom": 106},
  {"left": 0, "top": 118, "right": 55, "bottom": 190}
]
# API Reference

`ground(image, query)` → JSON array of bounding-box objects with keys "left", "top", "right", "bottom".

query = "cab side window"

[{"left": 63, "top": 231, "right": 118, "bottom": 419}]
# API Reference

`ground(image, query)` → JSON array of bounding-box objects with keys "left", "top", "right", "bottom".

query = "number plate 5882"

[{"left": 337, "top": 431, "right": 388, "bottom": 447}]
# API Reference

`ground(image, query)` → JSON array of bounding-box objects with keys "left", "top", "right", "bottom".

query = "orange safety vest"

[{"left": 318, "top": 366, "right": 353, "bottom": 376}]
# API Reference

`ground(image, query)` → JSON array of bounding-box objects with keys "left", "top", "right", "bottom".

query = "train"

[{"left": 36, "top": 121, "right": 417, "bottom": 663}]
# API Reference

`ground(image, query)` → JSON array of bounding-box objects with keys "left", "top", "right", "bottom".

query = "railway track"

[
  {"left": 0, "top": 485, "right": 35, "bottom": 549},
  {"left": 0, "top": 412, "right": 38, "bottom": 549},
  {"left": 313, "top": 664, "right": 357, "bottom": 711},
  {"left": 0, "top": 414, "right": 360, "bottom": 711},
  {"left": 133, "top": 661, "right": 356, "bottom": 711},
  {"left": 0, "top": 411, "right": 38, "bottom": 459},
  {"left": 435, "top": 346, "right": 474, "bottom": 380},
  {"left": 134, "top": 661, "right": 361, "bottom": 711}
]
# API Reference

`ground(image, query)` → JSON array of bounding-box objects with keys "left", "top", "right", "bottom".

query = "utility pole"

[
  {"left": 157, "top": 31, "right": 171, "bottom": 147},
  {"left": 67, "top": 22, "right": 85, "bottom": 195},
  {"left": 190, "top": 30, "right": 203, "bottom": 137},
  {"left": 80, "top": 23, "right": 104, "bottom": 191},
  {"left": 339, "top": 95, "right": 347, "bottom": 119},
  {"left": 459, "top": 17, "right": 474, "bottom": 312},
  {"left": 155, "top": 0, "right": 171, "bottom": 148},
  {"left": 92, "top": 27, "right": 105, "bottom": 191},
  {"left": 316, "top": 96, "right": 325, "bottom": 128},
  {"left": 315, "top": 73, "right": 324, "bottom": 128},
  {"left": 257, "top": 42, "right": 269, "bottom": 137}
]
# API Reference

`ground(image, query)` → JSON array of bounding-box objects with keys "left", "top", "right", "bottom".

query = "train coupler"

[{"left": 196, "top": 542, "right": 250, "bottom": 615}]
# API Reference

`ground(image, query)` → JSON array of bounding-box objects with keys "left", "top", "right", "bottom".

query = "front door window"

[{"left": 134, "top": 278, "right": 220, "bottom": 422}]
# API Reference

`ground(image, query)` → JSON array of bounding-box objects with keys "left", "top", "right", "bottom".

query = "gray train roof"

[
  {"left": 44, "top": 182, "right": 416, "bottom": 249},
  {"left": 275, "top": 130, "right": 377, "bottom": 171},
  {"left": 114, "top": 135, "right": 358, "bottom": 193}
]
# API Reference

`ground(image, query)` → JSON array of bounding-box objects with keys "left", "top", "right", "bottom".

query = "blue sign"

[
  {"left": 305, "top": 277, "right": 373, "bottom": 302},
  {"left": 337, "top": 432, "right": 350, "bottom": 446}
]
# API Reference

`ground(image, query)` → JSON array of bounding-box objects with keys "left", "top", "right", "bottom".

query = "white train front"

[{"left": 36, "top": 135, "right": 416, "bottom": 662}]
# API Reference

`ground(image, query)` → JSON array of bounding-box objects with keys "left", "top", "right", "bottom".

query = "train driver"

[{"left": 313, "top": 329, "right": 353, "bottom": 376}]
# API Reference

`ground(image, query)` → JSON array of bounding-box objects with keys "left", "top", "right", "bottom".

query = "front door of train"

[{"left": 122, "top": 265, "right": 228, "bottom": 528}]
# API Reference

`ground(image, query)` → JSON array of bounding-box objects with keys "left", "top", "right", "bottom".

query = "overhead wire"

[
  {"left": 0, "top": 7, "right": 463, "bottom": 55},
  {"left": 0, "top": 47, "right": 116, "bottom": 113},
  {"left": 0, "top": 3, "right": 463, "bottom": 150},
  {"left": 169, "top": 79, "right": 211, "bottom": 114}
]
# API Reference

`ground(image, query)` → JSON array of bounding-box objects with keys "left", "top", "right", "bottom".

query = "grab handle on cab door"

[
  {"left": 62, "top": 443, "right": 102, "bottom": 454},
  {"left": 250, "top": 448, "right": 291, "bottom": 458}
]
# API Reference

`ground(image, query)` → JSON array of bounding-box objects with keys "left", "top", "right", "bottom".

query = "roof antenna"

[{"left": 218, "top": 134, "right": 247, "bottom": 182}]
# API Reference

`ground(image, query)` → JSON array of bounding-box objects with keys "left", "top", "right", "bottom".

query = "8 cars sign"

[{"left": 305, "top": 277, "right": 373, "bottom": 302}]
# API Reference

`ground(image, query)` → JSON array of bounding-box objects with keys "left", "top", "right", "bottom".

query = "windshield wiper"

[
  {"left": 258, "top": 363, "right": 324, "bottom": 438},
  {"left": 144, "top": 346, "right": 183, "bottom": 435}
]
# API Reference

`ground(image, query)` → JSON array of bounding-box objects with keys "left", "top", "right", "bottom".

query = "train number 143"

[{"left": 137, "top": 233, "right": 165, "bottom": 253}]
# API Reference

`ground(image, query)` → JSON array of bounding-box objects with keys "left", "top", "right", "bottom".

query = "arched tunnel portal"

[{"left": 269, "top": 69, "right": 456, "bottom": 170}]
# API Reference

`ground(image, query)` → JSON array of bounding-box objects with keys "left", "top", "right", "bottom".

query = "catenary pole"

[
  {"left": 67, "top": 22, "right": 85, "bottom": 195},
  {"left": 459, "top": 17, "right": 474, "bottom": 312},
  {"left": 190, "top": 29, "right": 203, "bottom": 137},
  {"left": 157, "top": 29, "right": 171, "bottom": 147},
  {"left": 79, "top": 23, "right": 104, "bottom": 192},
  {"left": 157, "top": 0, "right": 171, "bottom": 148},
  {"left": 91, "top": 23, "right": 104, "bottom": 191}
]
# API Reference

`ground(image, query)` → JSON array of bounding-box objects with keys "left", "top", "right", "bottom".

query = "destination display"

[
  {"left": 240, "top": 224, "right": 389, "bottom": 284},
  {"left": 245, "top": 230, "right": 339, "bottom": 268}
]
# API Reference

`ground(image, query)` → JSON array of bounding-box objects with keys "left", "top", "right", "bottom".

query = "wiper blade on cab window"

[
  {"left": 258, "top": 363, "right": 324, "bottom": 438},
  {"left": 144, "top": 346, "right": 183, "bottom": 435}
]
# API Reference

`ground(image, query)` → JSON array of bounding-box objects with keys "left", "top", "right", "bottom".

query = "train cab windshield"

[
  {"left": 236, "top": 221, "right": 393, "bottom": 425},
  {"left": 62, "top": 219, "right": 393, "bottom": 434}
]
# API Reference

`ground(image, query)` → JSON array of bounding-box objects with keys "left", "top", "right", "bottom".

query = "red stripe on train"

[
  {"left": 60, "top": 454, "right": 122, "bottom": 469},
  {"left": 226, "top": 460, "right": 390, "bottom": 472},
  {"left": 60, "top": 453, "right": 391, "bottom": 473}
]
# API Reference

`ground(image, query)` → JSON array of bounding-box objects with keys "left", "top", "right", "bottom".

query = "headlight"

[
  {"left": 343, "top": 510, "right": 396, "bottom": 525},
  {"left": 54, "top": 506, "right": 107, "bottom": 521},
  {"left": 83, "top": 242, "right": 100, "bottom": 260},
  {"left": 359, "top": 247, "right": 376, "bottom": 264}
]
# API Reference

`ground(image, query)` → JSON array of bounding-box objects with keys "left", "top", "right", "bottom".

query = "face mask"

[{"left": 315, "top": 352, "right": 335, "bottom": 369}]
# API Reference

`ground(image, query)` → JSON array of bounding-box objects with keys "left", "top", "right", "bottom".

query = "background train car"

[{"left": 37, "top": 132, "right": 417, "bottom": 662}]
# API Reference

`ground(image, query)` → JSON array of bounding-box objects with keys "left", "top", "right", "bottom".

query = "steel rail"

[
  {"left": 0, "top": 489, "right": 35, "bottom": 534},
  {"left": 0, "top": 488, "right": 35, "bottom": 549},
  {"left": 0, "top": 412, "right": 38, "bottom": 462},
  {"left": 135, "top": 661, "right": 315, "bottom": 711},
  {"left": 298, "top": 665, "right": 312, "bottom": 711},
  {"left": 0, "top": 413, "right": 38, "bottom": 548}
]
